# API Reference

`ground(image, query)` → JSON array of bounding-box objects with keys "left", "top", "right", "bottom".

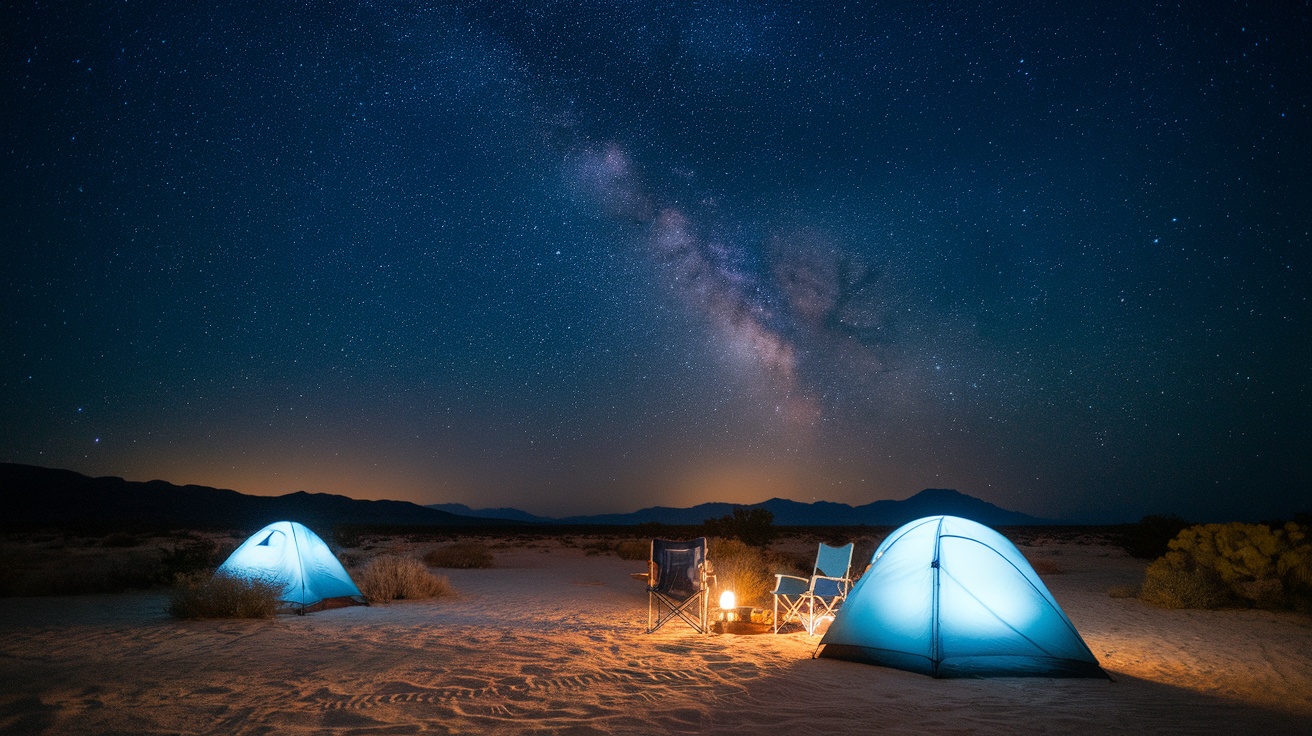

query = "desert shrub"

[
  {"left": 1107, "top": 585, "right": 1139, "bottom": 599},
  {"left": 423, "top": 542, "right": 494, "bottom": 569},
  {"left": 1139, "top": 522, "right": 1311, "bottom": 610},
  {"left": 1117, "top": 514, "right": 1192, "bottom": 559},
  {"left": 615, "top": 540, "right": 649, "bottom": 561},
  {"left": 357, "top": 555, "right": 455, "bottom": 603},
  {"left": 169, "top": 572, "right": 283, "bottom": 619},
  {"left": 1139, "top": 554, "right": 1235, "bottom": 609},
  {"left": 709, "top": 538, "right": 782, "bottom": 608},
  {"left": 704, "top": 508, "right": 776, "bottom": 547}
]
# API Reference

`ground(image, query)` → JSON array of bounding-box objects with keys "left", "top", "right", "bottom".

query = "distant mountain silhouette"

[
  {"left": 3, "top": 463, "right": 1048, "bottom": 532},
  {"left": 430, "top": 488, "right": 1049, "bottom": 526},
  {"left": 427, "top": 503, "right": 553, "bottom": 523},
  {"left": 0, "top": 463, "right": 496, "bottom": 531}
]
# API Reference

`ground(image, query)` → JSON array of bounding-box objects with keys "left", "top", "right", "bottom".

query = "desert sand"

[{"left": 1, "top": 537, "right": 1310, "bottom": 735}]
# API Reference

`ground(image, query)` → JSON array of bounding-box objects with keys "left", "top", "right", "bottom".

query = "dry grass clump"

[
  {"left": 168, "top": 572, "right": 283, "bottom": 619},
  {"left": 357, "top": 555, "right": 455, "bottom": 603},
  {"left": 710, "top": 538, "right": 783, "bottom": 608},
  {"left": 423, "top": 542, "right": 494, "bottom": 569},
  {"left": 1107, "top": 584, "right": 1140, "bottom": 599}
]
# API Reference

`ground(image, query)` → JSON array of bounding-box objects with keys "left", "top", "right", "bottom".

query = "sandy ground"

[{"left": 1, "top": 539, "right": 1310, "bottom": 735}]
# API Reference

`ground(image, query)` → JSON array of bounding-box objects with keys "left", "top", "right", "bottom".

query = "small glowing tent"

[
  {"left": 817, "top": 515, "right": 1106, "bottom": 678},
  {"left": 217, "top": 521, "right": 364, "bottom": 613}
]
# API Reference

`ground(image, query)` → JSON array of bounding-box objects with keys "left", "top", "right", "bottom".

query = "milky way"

[{"left": 567, "top": 140, "right": 916, "bottom": 438}]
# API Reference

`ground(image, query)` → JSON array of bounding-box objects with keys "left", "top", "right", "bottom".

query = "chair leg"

[
  {"left": 701, "top": 589, "right": 708, "bottom": 635},
  {"left": 648, "top": 591, "right": 708, "bottom": 634}
]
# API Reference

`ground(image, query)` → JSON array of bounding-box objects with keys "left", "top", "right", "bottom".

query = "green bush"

[
  {"left": 169, "top": 572, "right": 283, "bottom": 619},
  {"left": 1139, "top": 522, "right": 1311, "bottom": 610},
  {"left": 423, "top": 542, "right": 494, "bottom": 569},
  {"left": 357, "top": 555, "right": 455, "bottom": 603}
]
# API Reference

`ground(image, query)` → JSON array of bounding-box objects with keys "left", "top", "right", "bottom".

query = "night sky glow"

[{"left": 2, "top": 1, "right": 1308, "bottom": 522}]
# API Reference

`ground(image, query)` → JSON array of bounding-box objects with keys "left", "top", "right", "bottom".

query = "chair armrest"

[
  {"left": 810, "top": 575, "right": 851, "bottom": 597},
  {"left": 772, "top": 574, "right": 810, "bottom": 596}
]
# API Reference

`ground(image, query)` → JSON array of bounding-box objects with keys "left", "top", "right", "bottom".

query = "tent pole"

[{"left": 930, "top": 516, "right": 944, "bottom": 677}]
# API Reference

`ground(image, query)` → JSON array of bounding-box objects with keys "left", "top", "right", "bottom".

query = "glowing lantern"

[{"left": 719, "top": 590, "right": 736, "bottom": 611}]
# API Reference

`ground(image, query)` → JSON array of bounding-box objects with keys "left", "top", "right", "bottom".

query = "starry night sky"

[{"left": 2, "top": 1, "right": 1308, "bottom": 522}]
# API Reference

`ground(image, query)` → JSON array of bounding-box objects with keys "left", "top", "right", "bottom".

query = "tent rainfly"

[
  {"left": 817, "top": 515, "right": 1108, "bottom": 678},
  {"left": 217, "top": 521, "right": 365, "bottom": 613}
]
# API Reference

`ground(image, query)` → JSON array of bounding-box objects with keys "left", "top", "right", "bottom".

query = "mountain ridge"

[
  {"left": 0, "top": 462, "right": 1051, "bottom": 531},
  {"left": 428, "top": 487, "right": 1050, "bottom": 527},
  {"left": 0, "top": 463, "right": 496, "bottom": 530}
]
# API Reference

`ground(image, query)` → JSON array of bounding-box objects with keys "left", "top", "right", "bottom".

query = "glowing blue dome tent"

[
  {"left": 217, "top": 521, "right": 364, "bottom": 612},
  {"left": 817, "top": 516, "right": 1106, "bottom": 678}
]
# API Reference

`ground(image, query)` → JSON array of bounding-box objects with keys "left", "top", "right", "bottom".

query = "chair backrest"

[
  {"left": 651, "top": 538, "right": 707, "bottom": 599},
  {"left": 814, "top": 542, "right": 854, "bottom": 579}
]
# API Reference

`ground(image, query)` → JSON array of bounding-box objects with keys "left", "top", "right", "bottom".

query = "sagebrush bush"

[
  {"left": 357, "top": 555, "right": 454, "bottom": 603},
  {"left": 1139, "top": 522, "right": 1311, "bottom": 610},
  {"left": 168, "top": 572, "right": 283, "bottom": 619},
  {"left": 1139, "top": 554, "right": 1234, "bottom": 609},
  {"left": 423, "top": 542, "right": 494, "bottom": 569},
  {"left": 709, "top": 538, "right": 782, "bottom": 608}
]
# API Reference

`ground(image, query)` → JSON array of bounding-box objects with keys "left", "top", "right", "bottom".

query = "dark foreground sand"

[{"left": 1, "top": 540, "right": 1309, "bottom": 734}]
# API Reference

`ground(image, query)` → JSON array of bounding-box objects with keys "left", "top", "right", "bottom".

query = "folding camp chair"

[
  {"left": 646, "top": 538, "right": 712, "bottom": 634},
  {"left": 772, "top": 542, "right": 853, "bottom": 635}
]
